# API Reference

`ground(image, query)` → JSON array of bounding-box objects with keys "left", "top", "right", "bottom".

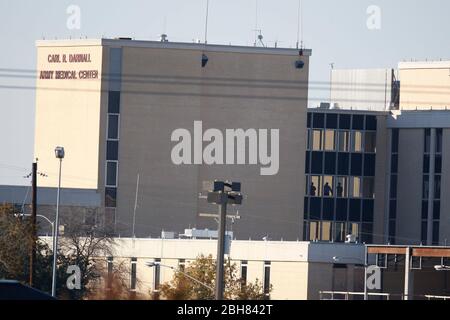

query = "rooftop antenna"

[
  {"left": 253, "top": 29, "right": 265, "bottom": 47},
  {"left": 254, "top": 0, "right": 259, "bottom": 46},
  {"left": 296, "top": 0, "right": 304, "bottom": 49},
  {"left": 204, "top": 0, "right": 210, "bottom": 44}
]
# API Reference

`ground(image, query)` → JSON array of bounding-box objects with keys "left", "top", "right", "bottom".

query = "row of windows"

[
  {"left": 303, "top": 220, "right": 373, "bottom": 244},
  {"left": 307, "top": 113, "right": 377, "bottom": 131},
  {"left": 305, "top": 152, "right": 376, "bottom": 177},
  {"left": 304, "top": 197, "right": 375, "bottom": 223},
  {"left": 306, "top": 175, "right": 375, "bottom": 199},
  {"left": 307, "top": 129, "right": 376, "bottom": 153},
  {"left": 388, "top": 129, "right": 399, "bottom": 244}
]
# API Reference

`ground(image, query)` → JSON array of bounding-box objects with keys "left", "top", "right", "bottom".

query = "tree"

[{"left": 159, "top": 255, "right": 271, "bottom": 300}]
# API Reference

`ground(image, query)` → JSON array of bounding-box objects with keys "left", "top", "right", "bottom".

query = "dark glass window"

[
  {"left": 311, "top": 152, "right": 323, "bottom": 174},
  {"left": 323, "top": 198, "right": 334, "bottom": 220},
  {"left": 326, "top": 114, "right": 338, "bottom": 129},
  {"left": 324, "top": 152, "right": 336, "bottom": 175},
  {"left": 107, "top": 141, "right": 119, "bottom": 161},
  {"left": 364, "top": 154, "right": 376, "bottom": 177},
  {"left": 423, "top": 155, "right": 430, "bottom": 174},
  {"left": 436, "top": 128, "right": 443, "bottom": 153},
  {"left": 365, "top": 116, "right": 377, "bottom": 131},
  {"left": 106, "top": 161, "right": 117, "bottom": 186},
  {"left": 435, "top": 155, "right": 442, "bottom": 174},
  {"left": 307, "top": 113, "right": 312, "bottom": 128},
  {"left": 361, "top": 224, "right": 373, "bottom": 244},
  {"left": 433, "top": 200, "right": 440, "bottom": 220},
  {"left": 424, "top": 129, "right": 431, "bottom": 153},
  {"left": 313, "top": 113, "right": 325, "bottom": 129},
  {"left": 241, "top": 263, "right": 248, "bottom": 286},
  {"left": 304, "top": 197, "right": 309, "bottom": 219},
  {"left": 350, "top": 154, "right": 363, "bottom": 176},
  {"left": 153, "top": 258, "right": 161, "bottom": 290},
  {"left": 105, "top": 187, "right": 117, "bottom": 208},
  {"left": 362, "top": 200, "right": 374, "bottom": 222},
  {"left": 421, "top": 221, "right": 427, "bottom": 243},
  {"left": 391, "top": 129, "right": 399, "bottom": 153},
  {"left": 108, "top": 91, "right": 121, "bottom": 114},
  {"left": 263, "top": 262, "right": 271, "bottom": 296},
  {"left": 305, "top": 151, "right": 310, "bottom": 174},
  {"left": 310, "top": 198, "right": 321, "bottom": 220},
  {"left": 390, "top": 175, "right": 398, "bottom": 199},
  {"left": 339, "top": 114, "right": 351, "bottom": 129},
  {"left": 422, "top": 201, "right": 428, "bottom": 219},
  {"left": 389, "top": 200, "right": 397, "bottom": 219},
  {"left": 433, "top": 222, "right": 440, "bottom": 245},
  {"left": 336, "top": 199, "right": 348, "bottom": 221},
  {"left": 391, "top": 154, "right": 398, "bottom": 174},
  {"left": 352, "top": 115, "right": 364, "bottom": 130},
  {"left": 423, "top": 175, "right": 429, "bottom": 199},
  {"left": 108, "top": 114, "right": 119, "bottom": 140},
  {"left": 337, "top": 153, "right": 350, "bottom": 175},
  {"left": 131, "top": 258, "right": 137, "bottom": 290},
  {"left": 389, "top": 220, "right": 396, "bottom": 238},
  {"left": 434, "top": 175, "right": 441, "bottom": 199},
  {"left": 349, "top": 199, "right": 361, "bottom": 222}
]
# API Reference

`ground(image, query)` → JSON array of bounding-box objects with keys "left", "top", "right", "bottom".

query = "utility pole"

[
  {"left": 29, "top": 161, "right": 37, "bottom": 287},
  {"left": 215, "top": 196, "right": 227, "bottom": 300}
]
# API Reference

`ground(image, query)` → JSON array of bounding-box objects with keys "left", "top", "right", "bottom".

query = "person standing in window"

[
  {"left": 336, "top": 183, "right": 343, "bottom": 198},
  {"left": 324, "top": 182, "right": 333, "bottom": 197},
  {"left": 310, "top": 183, "right": 317, "bottom": 196}
]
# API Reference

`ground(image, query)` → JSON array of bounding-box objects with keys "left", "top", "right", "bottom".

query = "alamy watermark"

[
  {"left": 366, "top": 5, "right": 381, "bottom": 30},
  {"left": 171, "top": 121, "right": 279, "bottom": 176},
  {"left": 66, "top": 265, "right": 81, "bottom": 290},
  {"left": 66, "top": 5, "right": 81, "bottom": 30}
]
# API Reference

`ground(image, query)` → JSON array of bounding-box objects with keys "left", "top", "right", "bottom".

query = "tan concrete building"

[{"left": 34, "top": 39, "right": 311, "bottom": 241}]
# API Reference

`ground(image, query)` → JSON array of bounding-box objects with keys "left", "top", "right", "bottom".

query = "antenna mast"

[
  {"left": 296, "top": 0, "right": 304, "bottom": 49},
  {"left": 204, "top": 0, "right": 210, "bottom": 44}
]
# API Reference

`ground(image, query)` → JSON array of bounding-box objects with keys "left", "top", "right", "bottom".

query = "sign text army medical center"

[{"left": 39, "top": 53, "right": 99, "bottom": 80}]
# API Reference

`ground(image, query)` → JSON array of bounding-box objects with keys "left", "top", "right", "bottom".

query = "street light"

[
  {"left": 146, "top": 261, "right": 214, "bottom": 292},
  {"left": 51, "top": 146, "right": 64, "bottom": 298},
  {"left": 18, "top": 213, "right": 55, "bottom": 237}
]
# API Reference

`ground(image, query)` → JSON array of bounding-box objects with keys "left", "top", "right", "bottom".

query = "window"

[
  {"left": 309, "top": 221, "right": 319, "bottom": 240},
  {"left": 106, "top": 161, "right": 118, "bottom": 187},
  {"left": 424, "top": 129, "right": 431, "bottom": 153},
  {"left": 350, "top": 153, "right": 363, "bottom": 176},
  {"left": 351, "top": 131, "right": 363, "bottom": 152},
  {"left": 434, "top": 175, "right": 441, "bottom": 199},
  {"left": 108, "top": 91, "right": 121, "bottom": 114},
  {"left": 323, "top": 176, "right": 334, "bottom": 197},
  {"left": 435, "top": 155, "right": 442, "bottom": 174},
  {"left": 338, "top": 131, "right": 350, "bottom": 152},
  {"left": 305, "top": 151, "right": 310, "bottom": 174},
  {"left": 323, "top": 199, "right": 334, "bottom": 220},
  {"left": 392, "top": 129, "right": 399, "bottom": 153},
  {"left": 433, "top": 201, "right": 441, "bottom": 220},
  {"left": 339, "top": 114, "right": 351, "bottom": 129},
  {"left": 104, "top": 207, "right": 116, "bottom": 227},
  {"left": 336, "top": 199, "right": 348, "bottom": 221},
  {"left": 422, "top": 201, "right": 428, "bottom": 219},
  {"left": 362, "top": 200, "right": 374, "bottom": 222},
  {"left": 349, "top": 199, "right": 361, "bottom": 222},
  {"left": 423, "top": 175, "right": 429, "bottom": 199},
  {"left": 324, "top": 130, "right": 336, "bottom": 151},
  {"left": 324, "top": 152, "right": 336, "bottom": 175},
  {"left": 423, "top": 155, "right": 430, "bottom": 174},
  {"left": 350, "top": 177, "right": 361, "bottom": 198},
  {"left": 390, "top": 175, "right": 398, "bottom": 199},
  {"left": 263, "top": 262, "right": 271, "bottom": 299},
  {"left": 154, "top": 258, "right": 161, "bottom": 291},
  {"left": 433, "top": 221, "right": 440, "bottom": 245},
  {"left": 240, "top": 261, "right": 248, "bottom": 288},
  {"left": 362, "top": 177, "right": 375, "bottom": 199},
  {"left": 365, "top": 116, "right": 377, "bottom": 131},
  {"left": 335, "top": 177, "right": 348, "bottom": 198},
  {"left": 391, "top": 154, "right": 398, "bottom": 174},
  {"left": 326, "top": 114, "right": 338, "bottom": 129},
  {"left": 107, "top": 114, "right": 119, "bottom": 140},
  {"left": 307, "top": 113, "right": 312, "bottom": 128},
  {"left": 337, "top": 153, "right": 350, "bottom": 175},
  {"left": 310, "top": 198, "right": 321, "bottom": 220},
  {"left": 107, "top": 141, "right": 119, "bottom": 161},
  {"left": 313, "top": 113, "right": 325, "bottom": 128},
  {"left": 310, "top": 176, "right": 322, "bottom": 197},
  {"left": 352, "top": 115, "right": 364, "bottom": 130},
  {"left": 312, "top": 130, "right": 323, "bottom": 151},
  {"left": 131, "top": 258, "right": 137, "bottom": 290},
  {"left": 321, "top": 221, "right": 332, "bottom": 241},
  {"left": 390, "top": 200, "right": 397, "bottom": 219},
  {"left": 304, "top": 197, "right": 309, "bottom": 219},
  {"left": 334, "top": 222, "right": 346, "bottom": 242},
  {"left": 105, "top": 187, "right": 117, "bottom": 208},
  {"left": 364, "top": 154, "right": 376, "bottom": 177},
  {"left": 179, "top": 259, "right": 186, "bottom": 272},
  {"left": 364, "top": 132, "right": 376, "bottom": 153},
  {"left": 107, "top": 256, "right": 113, "bottom": 289},
  {"left": 311, "top": 152, "right": 323, "bottom": 174},
  {"left": 436, "top": 128, "right": 443, "bottom": 153}
]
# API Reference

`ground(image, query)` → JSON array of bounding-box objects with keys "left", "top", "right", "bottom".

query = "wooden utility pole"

[{"left": 29, "top": 162, "right": 37, "bottom": 287}]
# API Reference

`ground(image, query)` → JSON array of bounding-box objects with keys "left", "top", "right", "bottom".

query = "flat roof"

[
  {"left": 35, "top": 38, "right": 312, "bottom": 57},
  {"left": 399, "top": 60, "right": 450, "bottom": 70}
]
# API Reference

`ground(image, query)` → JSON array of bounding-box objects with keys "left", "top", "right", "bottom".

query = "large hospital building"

[{"left": 2, "top": 38, "right": 450, "bottom": 247}]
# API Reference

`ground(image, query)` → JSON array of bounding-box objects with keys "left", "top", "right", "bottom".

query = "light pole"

[
  {"left": 51, "top": 146, "right": 64, "bottom": 298},
  {"left": 146, "top": 262, "right": 214, "bottom": 292},
  {"left": 19, "top": 213, "right": 55, "bottom": 237}
]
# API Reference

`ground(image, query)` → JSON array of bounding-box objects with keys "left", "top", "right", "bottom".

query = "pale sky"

[{"left": 1, "top": 0, "right": 450, "bottom": 185}]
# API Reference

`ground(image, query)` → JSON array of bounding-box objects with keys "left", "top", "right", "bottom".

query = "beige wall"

[
  {"left": 399, "top": 62, "right": 450, "bottom": 110},
  {"left": 34, "top": 44, "right": 104, "bottom": 189}
]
